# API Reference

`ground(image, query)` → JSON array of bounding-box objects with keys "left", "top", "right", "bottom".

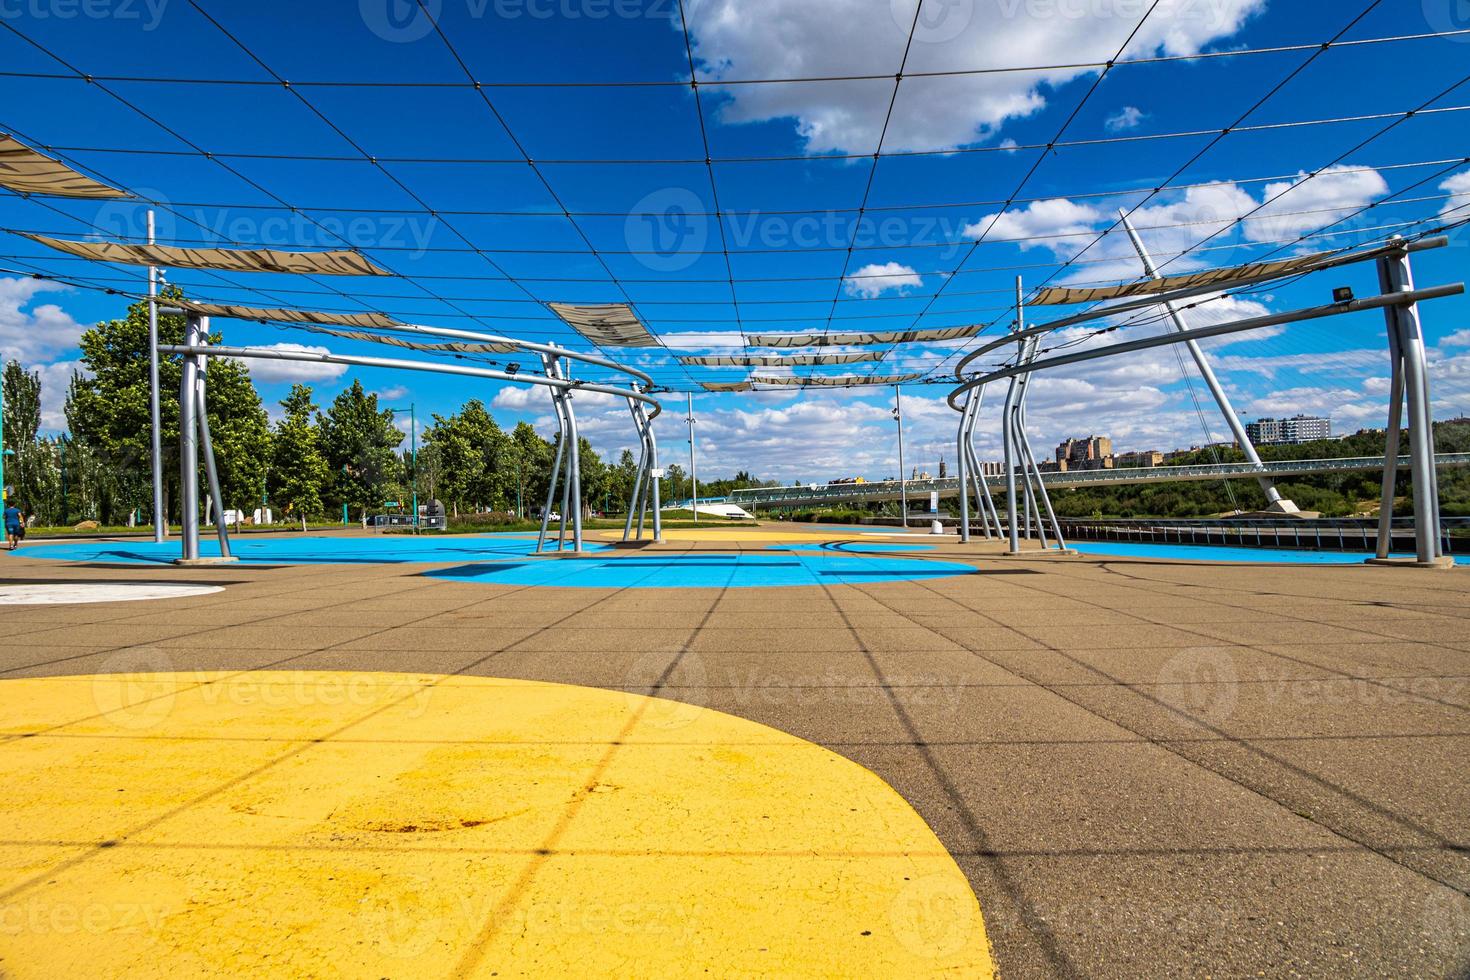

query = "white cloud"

[
  {"left": 1243, "top": 166, "right": 1389, "bottom": 243},
  {"left": 844, "top": 261, "right": 922, "bottom": 298},
  {"left": 683, "top": 0, "right": 1265, "bottom": 153},
  {"left": 491, "top": 385, "right": 549, "bottom": 410},
  {"left": 374, "top": 384, "right": 410, "bottom": 401},
  {"left": 1104, "top": 105, "right": 1146, "bottom": 132},
  {"left": 233, "top": 345, "right": 348, "bottom": 383},
  {"left": 963, "top": 197, "right": 1104, "bottom": 250},
  {"left": 1441, "top": 169, "right": 1470, "bottom": 218},
  {"left": 0, "top": 278, "right": 86, "bottom": 365},
  {"left": 959, "top": 166, "right": 1390, "bottom": 284}
]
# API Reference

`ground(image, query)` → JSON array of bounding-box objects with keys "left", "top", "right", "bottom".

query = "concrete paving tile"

[
  {"left": 1184, "top": 621, "right": 1401, "bottom": 645},
  {"left": 851, "top": 626, "right": 964, "bottom": 652},
  {"left": 1017, "top": 624, "right": 1225, "bottom": 649},
  {"left": 688, "top": 627, "right": 859, "bottom": 653},
  {"left": 964, "top": 851, "right": 1470, "bottom": 980},
  {"left": 931, "top": 741, "right": 1340, "bottom": 851},
  {"left": 866, "top": 649, "right": 1027, "bottom": 688},
  {"left": 471, "top": 649, "right": 683, "bottom": 687},
  {"left": 334, "top": 625, "right": 545, "bottom": 654},
  {"left": 898, "top": 685, "right": 1133, "bottom": 744},
  {"left": 665, "top": 685, "right": 910, "bottom": 745},
  {"left": 506, "top": 627, "right": 696, "bottom": 654},
  {"left": 10, "top": 623, "right": 224, "bottom": 647},
  {"left": 1258, "top": 642, "right": 1470, "bottom": 678}
]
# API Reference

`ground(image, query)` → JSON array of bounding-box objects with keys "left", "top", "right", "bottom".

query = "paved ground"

[{"left": 2, "top": 525, "right": 1469, "bottom": 977}]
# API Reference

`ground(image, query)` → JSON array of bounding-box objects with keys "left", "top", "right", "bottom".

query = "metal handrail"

[{"left": 730, "top": 453, "right": 1470, "bottom": 506}]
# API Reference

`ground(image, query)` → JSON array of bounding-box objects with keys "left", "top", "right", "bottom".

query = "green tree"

[
  {"left": 2, "top": 361, "right": 49, "bottom": 514},
  {"left": 511, "top": 421, "right": 554, "bottom": 514},
  {"left": 65, "top": 289, "right": 270, "bottom": 524},
  {"left": 269, "top": 385, "right": 331, "bottom": 530},
  {"left": 318, "top": 379, "right": 403, "bottom": 519}
]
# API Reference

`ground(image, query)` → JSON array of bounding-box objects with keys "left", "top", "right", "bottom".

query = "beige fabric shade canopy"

[
  {"left": 678, "top": 351, "right": 885, "bottom": 367},
  {"left": 747, "top": 325, "right": 982, "bottom": 348},
  {"left": 175, "top": 301, "right": 401, "bottom": 330},
  {"left": 750, "top": 373, "right": 921, "bottom": 387},
  {"left": 699, "top": 381, "right": 754, "bottom": 392},
  {"left": 23, "top": 234, "right": 389, "bottom": 276},
  {"left": 548, "top": 302, "right": 659, "bottom": 347},
  {"left": 0, "top": 135, "right": 126, "bottom": 199},
  {"left": 302, "top": 326, "right": 521, "bottom": 355},
  {"left": 1030, "top": 250, "right": 1337, "bottom": 306}
]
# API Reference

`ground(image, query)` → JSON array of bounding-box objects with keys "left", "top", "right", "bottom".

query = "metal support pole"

[
  {"left": 177, "top": 315, "right": 201, "bottom": 561},
  {"left": 1001, "top": 374, "right": 1021, "bottom": 553},
  {"left": 624, "top": 393, "right": 649, "bottom": 541},
  {"left": 148, "top": 209, "right": 166, "bottom": 541},
  {"left": 646, "top": 410, "right": 663, "bottom": 543},
  {"left": 956, "top": 390, "right": 973, "bottom": 543},
  {"left": 561, "top": 364, "right": 584, "bottom": 553},
  {"left": 194, "top": 357, "right": 231, "bottom": 559},
  {"left": 1015, "top": 333, "right": 1067, "bottom": 550},
  {"left": 410, "top": 403, "right": 418, "bottom": 532},
  {"left": 1381, "top": 248, "right": 1441, "bottom": 561},
  {"left": 536, "top": 357, "right": 568, "bottom": 553},
  {"left": 962, "top": 388, "right": 999, "bottom": 539},
  {"left": 1375, "top": 259, "right": 1406, "bottom": 560},
  {"left": 687, "top": 392, "right": 698, "bottom": 524},
  {"left": 1121, "top": 212, "right": 1289, "bottom": 510},
  {"left": 894, "top": 385, "right": 908, "bottom": 528}
]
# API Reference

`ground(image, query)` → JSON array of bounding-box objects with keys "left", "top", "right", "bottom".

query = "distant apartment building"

[
  {"left": 1055, "top": 435, "right": 1114, "bottom": 471},
  {"left": 1246, "top": 415, "right": 1331, "bottom": 445},
  {"left": 1115, "top": 450, "right": 1164, "bottom": 469}
]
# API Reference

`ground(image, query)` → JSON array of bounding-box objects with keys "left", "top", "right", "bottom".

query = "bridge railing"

[
  {"left": 730, "top": 453, "right": 1470, "bottom": 507},
  {"left": 1058, "top": 516, "right": 1466, "bottom": 555}
]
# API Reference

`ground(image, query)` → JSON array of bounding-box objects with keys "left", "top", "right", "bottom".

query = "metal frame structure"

[
  {"left": 623, "top": 384, "right": 663, "bottom": 544},
  {"left": 161, "top": 325, "right": 664, "bottom": 563},
  {"left": 948, "top": 239, "right": 1463, "bottom": 565},
  {"left": 174, "top": 315, "right": 233, "bottom": 563},
  {"left": 1119, "top": 212, "right": 1292, "bottom": 513}
]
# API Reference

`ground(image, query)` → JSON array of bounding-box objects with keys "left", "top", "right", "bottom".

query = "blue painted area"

[
  {"left": 20, "top": 534, "right": 602, "bottom": 566},
  {"left": 428, "top": 552, "right": 976, "bottom": 588},
  {"left": 767, "top": 542, "right": 936, "bottom": 554},
  {"left": 1070, "top": 541, "right": 1412, "bottom": 565}
]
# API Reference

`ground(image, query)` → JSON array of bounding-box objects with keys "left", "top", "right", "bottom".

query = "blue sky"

[{"left": 1, "top": 0, "right": 1468, "bottom": 482}]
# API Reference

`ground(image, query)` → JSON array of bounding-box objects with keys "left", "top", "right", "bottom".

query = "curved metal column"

[
  {"left": 537, "top": 356, "right": 570, "bottom": 553},
  {"left": 623, "top": 392, "right": 650, "bottom": 542},
  {"left": 194, "top": 354, "right": 232, "bottom": 559},
  {"left": 177, "top": 316, "right": 201, "bottom": 562},
  {"left": 560, "top": 363, "right": 584, "bottom": 554},
  {"left": 956, "top": 389, "right": 973, "bottom": 543}
]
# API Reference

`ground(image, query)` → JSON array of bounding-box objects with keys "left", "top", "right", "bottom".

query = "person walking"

[{"left": 4, "top": 499, "right": 24, "bottom": 551}]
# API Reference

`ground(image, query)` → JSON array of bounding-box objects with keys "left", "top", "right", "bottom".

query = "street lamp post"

[
  {"left": 893, "top": 385, "right": 908, "bottom": 529},
  {"left": 686, "top": 392, "right": 698, "bottom": 524},
  {"left": 386, "top": 404, "right": 418, "bottom": 531},
  {"left": 147, "top": 209, "right": 166, "bottom": 542}
]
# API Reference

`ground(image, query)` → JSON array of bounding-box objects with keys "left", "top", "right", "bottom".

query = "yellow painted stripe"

[{"left": 0, "top": 672, "right": 994, "bottom": 978}]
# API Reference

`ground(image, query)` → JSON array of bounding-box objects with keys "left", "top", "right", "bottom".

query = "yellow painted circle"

[{"left": 0, "top": 672, "right": 994, "bottom": 977}]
